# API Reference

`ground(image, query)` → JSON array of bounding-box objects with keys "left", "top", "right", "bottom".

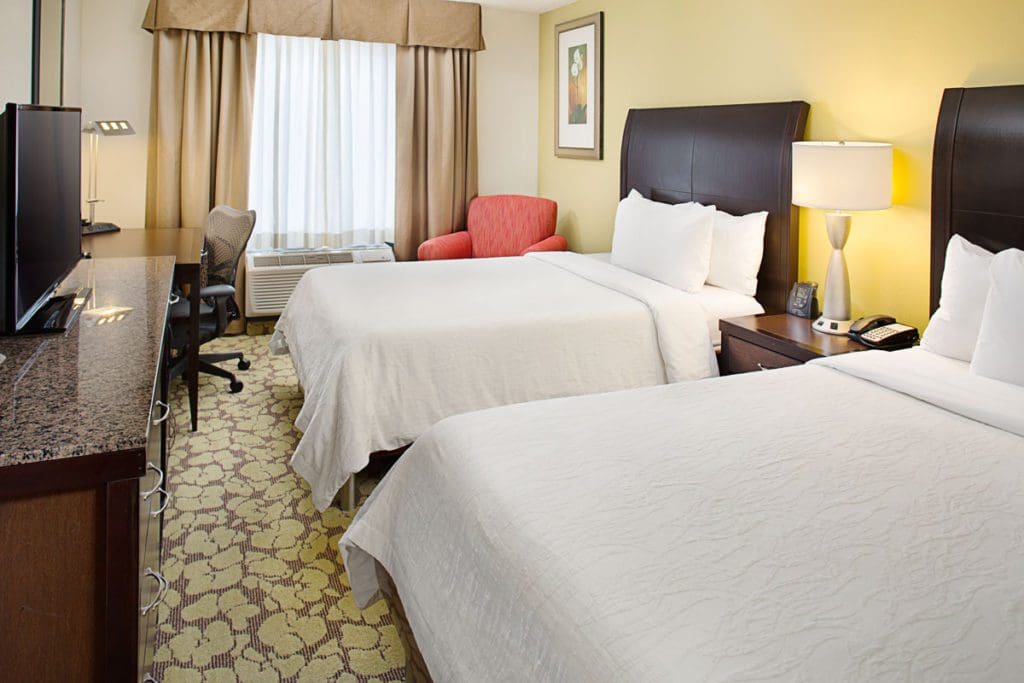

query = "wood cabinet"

[
  {"left": 139, "top": 377, "right": 170, "bottom": 681},
  {"left": 0, "top": 256, "right": 175, "bottom": 682},
  {"left": 719, "top": 313, "right": 869, "bottom": 375}
]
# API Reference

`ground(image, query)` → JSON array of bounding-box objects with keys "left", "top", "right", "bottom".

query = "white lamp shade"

[{"left": 792, "top": 141, "right": 893, "bottom": 211}]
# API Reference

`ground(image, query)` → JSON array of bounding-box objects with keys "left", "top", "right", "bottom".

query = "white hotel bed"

[
  {"left": 271, "top": 100, "right": 808, "bottom": 510},
  {"left": 341, "top": 348, "right": 1024, "bottom": 681},
  {"left": 272, "top": 251, "right": 762, "bottom": 510}
]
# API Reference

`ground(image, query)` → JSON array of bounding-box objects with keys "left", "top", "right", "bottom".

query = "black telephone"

[{"left": 848, "top": 315, "right": 920, "bottom": 350}]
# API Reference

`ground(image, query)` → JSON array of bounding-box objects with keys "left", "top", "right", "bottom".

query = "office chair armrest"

[
  {"left": 199, "top": 284, "right": 236, "bottom": 334},
  {"left": 167, "top": 285, "right": 235, "bottom": 320},
  {"left": 200, "top": 284, "right": 236, "bottom": 299}
]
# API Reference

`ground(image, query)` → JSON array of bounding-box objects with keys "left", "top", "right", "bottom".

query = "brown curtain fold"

[
  {"left": 146, "top": 29, "right": 257, "bottom": 332},
  {"left": 142, "top": 0, "right": 485, "bottom": 51},
  {"left": 394, "top": 45, "right": 478, "bottom": 261}
]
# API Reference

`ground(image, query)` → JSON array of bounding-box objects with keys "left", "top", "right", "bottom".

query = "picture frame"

[{"left": 554, "top": 12, "right": 603, "bottom": 160}]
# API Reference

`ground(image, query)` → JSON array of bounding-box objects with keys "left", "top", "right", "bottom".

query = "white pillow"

[
  {"left": 707, "top": 210, "right": 767, "bottom": 297},
  {"left": 970, "top": 248, "right": 1024, "bottom": 386},
  {"left": 610, "top": 190, "right": 715, "bottom": 292},
  {"left": 920, "top": 235, "right": 994, "bottom": 362},
  {"left": 623, "top": 188, "right": 698, "bottom": 212}
]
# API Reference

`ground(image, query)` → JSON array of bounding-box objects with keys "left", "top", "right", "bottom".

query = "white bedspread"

[
  {"left": 583, "top": 253, "right": 764, "bottom": 346},
  {"left": 272, "top": 252, "right": 718, "bottom": 510},
  {"left": 341, "top": 349, "right": 1024, "bottom": 682}
]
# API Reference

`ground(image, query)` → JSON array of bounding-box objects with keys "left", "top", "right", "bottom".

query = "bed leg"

[{"left": 340, "top": 475, "right": 356, "bottom": 512}]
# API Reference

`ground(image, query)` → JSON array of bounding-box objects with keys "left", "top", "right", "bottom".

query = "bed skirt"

[{"left": 375, "top": 561, "right": 434, "bottom": 682}]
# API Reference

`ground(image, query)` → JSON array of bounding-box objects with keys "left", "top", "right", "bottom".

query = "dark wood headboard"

[
  {"left": 932, "top": 85, "right": 1024, "bottom": 313},
  {"left": 620, "top": 101, "right": 810, "bottom": 313}
]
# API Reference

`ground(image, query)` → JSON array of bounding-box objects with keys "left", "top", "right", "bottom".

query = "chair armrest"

[
  {"left": 199, "top": 284, "right": 236, "bottom": 299},
  {"left": 202, "top": 285, "right": 236, "bottom": 333},
  {"left": 520, "top": 234, "right": 568, "bottom": 255},
  {"left": 168, "top": 285, "right": 236, "bottom": 333},
  {"left": 417, "top": 231, "right": 473, "bottom": 260},
  {"left": 169, "top": 285, "right": 235, "bottom": 318}
]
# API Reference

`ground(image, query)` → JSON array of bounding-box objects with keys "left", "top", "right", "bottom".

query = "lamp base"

[{"left": 813, "top": 315, "right": 853, "bottom": 335}]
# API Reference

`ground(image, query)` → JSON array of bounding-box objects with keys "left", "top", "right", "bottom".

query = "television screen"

[{"left": 1, "top": 104, "right": 82, "bottom": 331}]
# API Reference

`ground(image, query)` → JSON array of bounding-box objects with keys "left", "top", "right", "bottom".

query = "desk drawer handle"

[
  {"left": 141, "top": 463, "right": 164, "bottom": 498},
  {"left": 152, "top": 401, "right": 171, "bottom": 425},
  {"left": 141, "top": 567, "right": 169, "bottom": 616},
  {"left": 145, "top": 487, "right": 171, "bottom": 518},
  {"left": 168, "top": 292, "right": 180, "bottom": 305}
]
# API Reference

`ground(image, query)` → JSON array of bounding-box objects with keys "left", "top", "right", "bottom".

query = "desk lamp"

[{"left": 82, "top": 119, "right": 135, "bottom": 235}]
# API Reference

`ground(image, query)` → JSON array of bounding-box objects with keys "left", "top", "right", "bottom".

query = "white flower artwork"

[
  {"left": 556, "top": 13, "right": 603, "bottom": 159},
  {"left": 568, "top": 46, "right": 587, "bottom": 124}
]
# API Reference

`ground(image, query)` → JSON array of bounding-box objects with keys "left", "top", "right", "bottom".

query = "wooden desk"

[
  {"left": 84, "top": 228, "right": 205, "bottom": 431},
  {"left": 0, "top": 256, "right": 174, "bottom": 681}
]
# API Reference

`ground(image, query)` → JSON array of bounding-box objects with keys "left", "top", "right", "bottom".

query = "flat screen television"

[{"left": 0, "top": 104, "right": 83, "bottom": 334}]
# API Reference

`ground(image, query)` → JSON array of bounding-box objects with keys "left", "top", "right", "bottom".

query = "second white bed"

[{"left": 341, "top": 348, "right": 1024, "bottom": 681}]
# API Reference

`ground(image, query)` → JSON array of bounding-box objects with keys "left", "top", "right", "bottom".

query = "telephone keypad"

[{"left": 861, "top": 323, "right": 914, "bottom": 343}]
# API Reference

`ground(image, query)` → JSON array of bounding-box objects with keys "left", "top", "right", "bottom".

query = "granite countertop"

[{"left": 0, "top": 256, "right": 174, "bottom": 467}]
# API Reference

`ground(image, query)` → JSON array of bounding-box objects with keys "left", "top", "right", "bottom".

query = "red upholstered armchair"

[{"left": 417, "top": 195, "right": 566, "bottom": 260}]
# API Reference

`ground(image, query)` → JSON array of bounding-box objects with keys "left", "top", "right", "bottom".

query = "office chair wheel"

[
  {"left": 237, "top": 358, "right": 251, "bottom": 371},
  {"left": 229, "top": 380, "right": 244, "bottom": 393}
]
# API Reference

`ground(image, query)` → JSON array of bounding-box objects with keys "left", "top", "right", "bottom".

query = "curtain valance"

[{"left": 142, "top": 0, "right": 485, "bottom": 51}]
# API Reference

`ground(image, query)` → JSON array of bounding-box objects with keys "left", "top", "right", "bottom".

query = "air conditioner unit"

[{"left": 245, "top": 245, "right": 395, "bottom": 317}]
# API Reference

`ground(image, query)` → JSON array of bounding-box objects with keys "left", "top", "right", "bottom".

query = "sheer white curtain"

[{"left": 248, "top": 34, "right": 396, "bottom": 250}]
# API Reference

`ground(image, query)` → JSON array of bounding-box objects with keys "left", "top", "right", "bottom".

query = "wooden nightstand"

[{"left": 719, "top": 313, "right": 869, "bottom": 375}]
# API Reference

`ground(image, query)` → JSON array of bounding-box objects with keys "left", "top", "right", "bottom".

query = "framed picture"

[{"left": 554, "top": 12, "right": 603, "bottom": 159}]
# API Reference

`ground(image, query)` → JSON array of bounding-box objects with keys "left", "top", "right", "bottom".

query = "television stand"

[{"left": 19, "top": 287, "right": 91, "bottom": 334}]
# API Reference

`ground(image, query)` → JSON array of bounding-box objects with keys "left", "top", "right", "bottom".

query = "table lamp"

[
  {"left": 792, "top": 141, "right": 893, "bottom": 335},
  {"left": 82, "top": 119, "right": 135, "bottom": 235}
]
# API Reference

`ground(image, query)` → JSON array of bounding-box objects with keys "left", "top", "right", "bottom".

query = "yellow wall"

[{"left": 538, "top": 0, "right": 1024, "bottom": 329}]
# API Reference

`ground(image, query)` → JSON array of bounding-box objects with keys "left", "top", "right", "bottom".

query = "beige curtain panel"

[
  {"left": 146, "top": 29, "right": 257, "bottom": 331},
  {"left": 142, "top": 0, "right": 485, "bottom": 51},
  {"left": 394, "top": 45, "right": 478, "bottom": 261},
  {"left": 146, "top": 29, "right": 256, "bottom": 229}
]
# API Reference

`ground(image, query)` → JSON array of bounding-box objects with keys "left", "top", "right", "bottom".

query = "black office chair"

[{"left": 169, "top": 206, "right": 256, "bottom": 393}]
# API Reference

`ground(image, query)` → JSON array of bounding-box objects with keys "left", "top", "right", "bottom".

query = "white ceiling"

[{"left": 456, "top": 0, "right": 577, "bottom": 14}]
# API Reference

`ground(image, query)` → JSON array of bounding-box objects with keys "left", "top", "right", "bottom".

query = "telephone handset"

[{"left": 848, "top": 315, "right": 919, "bottom": 350}]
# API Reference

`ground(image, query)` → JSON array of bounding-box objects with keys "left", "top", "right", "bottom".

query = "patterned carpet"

[{"left": 153, "top": 335, "right": 406, "bottom": 682}]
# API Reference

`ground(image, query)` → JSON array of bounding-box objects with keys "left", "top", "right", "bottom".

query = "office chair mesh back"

[{"left": 204, "top": 206, "right": 257, "bottom": 288}]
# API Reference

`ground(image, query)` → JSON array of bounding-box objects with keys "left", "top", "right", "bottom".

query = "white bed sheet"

[
  {"left": 341, "top": 349, "right": 1024, "bottom": 682},
  {"left": 585, "top": 253, "right": 764, "bottom": 346},
  {"left": 273, "top": 251, "right": 720, "bottom": 510},
  {"left": 812, "top": 347, "right": 1024, "bottom": 437}
]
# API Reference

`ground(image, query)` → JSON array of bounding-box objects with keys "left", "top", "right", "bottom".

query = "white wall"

[
  {"left": 79, "top": 0, "right": 152, "bottom": 229},
  {"left": 0, "top": 1, "right": 34, "bottom": 106},
  {"left": 1, "top": 0, "right": 82, "bottom": 107},
  {"left": 476, "top": 7, "right": 540, "bottom": 196}
]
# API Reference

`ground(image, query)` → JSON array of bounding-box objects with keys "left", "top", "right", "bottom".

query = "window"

[{"left": 248, "top": 34, "right": 396, "bottom": 250}]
